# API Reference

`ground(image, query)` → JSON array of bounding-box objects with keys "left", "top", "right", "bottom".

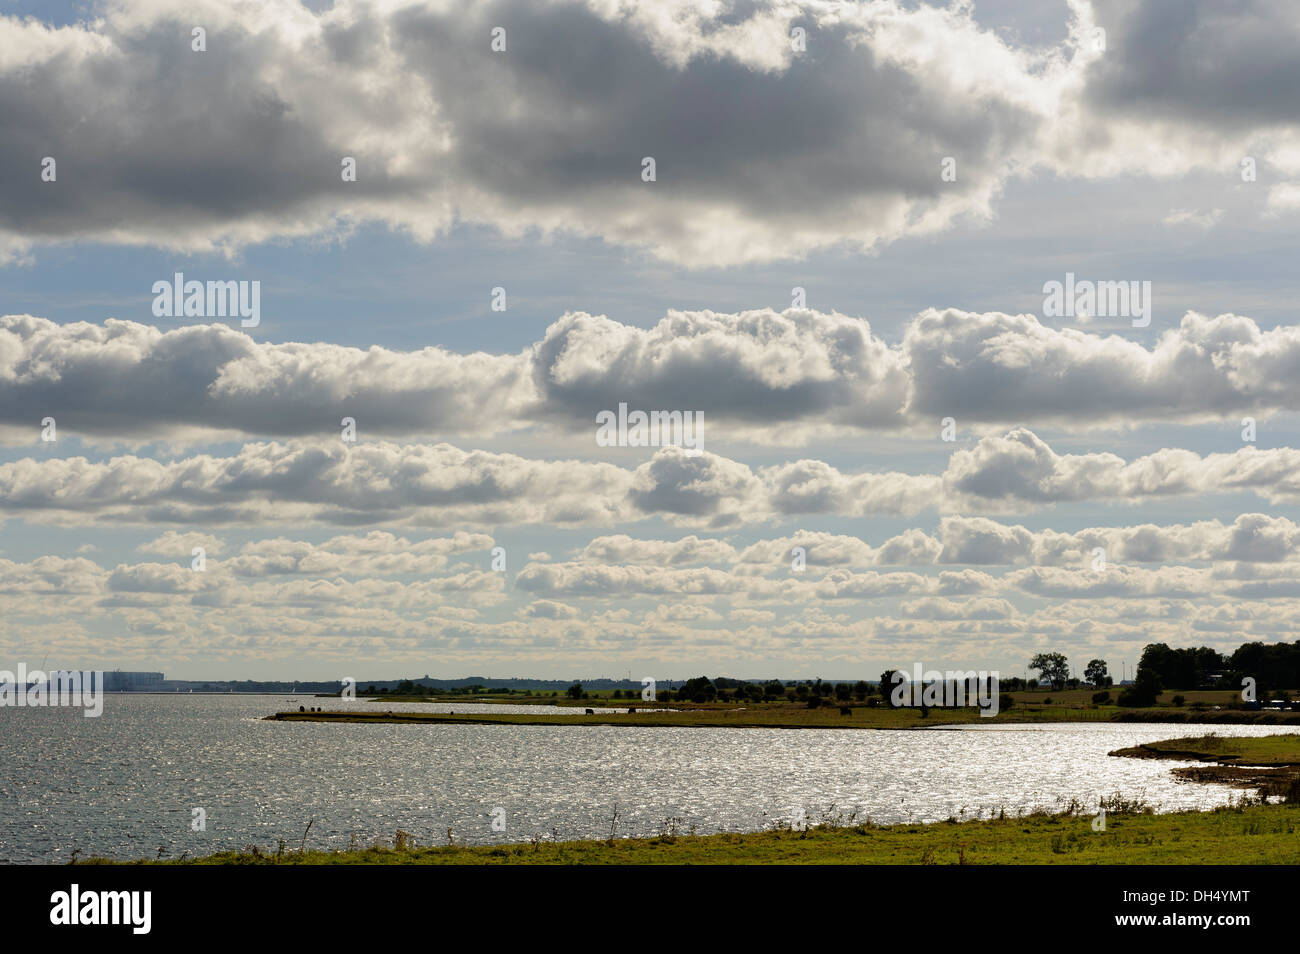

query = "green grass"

[
  {"left": 1110, "top": 733, "right": 1300, "bottom": 766},
  {"left": 268, "top": 700, "right": 1300, "bottom": 729},
  {"left": 83, "top": 801, "right": 1300, "bottom": 865},
  {"left": 1110, "top": 733, "right": 1300, "bottom": 800}
]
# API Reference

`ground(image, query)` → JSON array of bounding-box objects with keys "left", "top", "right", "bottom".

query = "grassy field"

[
  {"left": 1111, "top": 733, "right": 1300, "bottom": 766},
  {"left": 85, "top": 800, "right": 1300, "bottom": 865},
  {"left": 355, "top": 687, "right": 1281, "bottom": 708},
  {"left": 269, "top": 697, "right": 1300, "bottom": 729}
]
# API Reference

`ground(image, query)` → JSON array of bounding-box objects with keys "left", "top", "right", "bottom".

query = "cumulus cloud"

[
  {"left": 942, "top": 428, "right": 1300, "bottom": 511},
  {"left": 8, "top": 308, "right": 1300, "bottom": 447},
  {"left": 0, "top": 315, "right": 531, "bottom": 444},
  {"left": 579, "top": 534, "right": 737, "bottom": 566},
  {"left": 222, "top": 531, "right": 493, "bottom": 576},
  {"left": 905, "top": 309, "right": 1300, "bottom": 427},
  {"left": 138, "top": 530, "right": 227, "bottom": 556},
  {"left": 522, "top": 599, "right": 580, "bottom": 620},
  {"left": 3, "top": 430, "right": 1299, "bottom": 528},
  {"left": 533, "top": 309, "right": 910, "bottom": 434},
  {"left": 0, "top": 0, "right": 1055, "bottom": 266}
]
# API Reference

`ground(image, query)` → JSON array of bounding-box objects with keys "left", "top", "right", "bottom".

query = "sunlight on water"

[{"left": 0, "top": 695, "right": 1291, "bottom": 862}]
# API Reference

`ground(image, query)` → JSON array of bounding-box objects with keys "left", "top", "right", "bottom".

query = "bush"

[
  {"left": 1000, "top": 694, "right": 1014, "bottom": 709},
  {"left": 1118, "top": 684, "right": 1159, "bottom": 707},
  {"left": 1171, "top": 694, "right": 1186, "bottom": 707},
  {"left": 1092, "top": 690, "right": 1111, "bottom": 704}
]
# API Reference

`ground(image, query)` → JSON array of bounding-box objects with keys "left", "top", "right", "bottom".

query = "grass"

[
  {"left": 1110, "top": 733, "right": 1300, "bottom": 766},
  {"left": 1110, "top": 733, "right": 1300, "bottom": 800},
  {"left": 267, "top": 698, "right": 1300, "bottom": 729},
  {"left": 81, "top": 800, "right": 1300, "bottom": 865}
]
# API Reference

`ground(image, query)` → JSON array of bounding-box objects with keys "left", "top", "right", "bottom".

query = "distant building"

[{"left": 102, "top": 671, "right": 164, "bottom": 691}]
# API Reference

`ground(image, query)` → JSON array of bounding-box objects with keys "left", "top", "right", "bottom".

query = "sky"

[{"left": 1, "top": 0, "right": 1299, "bottom": 682}]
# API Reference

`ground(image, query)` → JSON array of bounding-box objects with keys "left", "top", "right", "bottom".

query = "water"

[{"left": 0, "top": 694, "right": 1291, "bottom": 863}]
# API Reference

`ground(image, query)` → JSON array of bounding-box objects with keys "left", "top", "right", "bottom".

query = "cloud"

[
  {"left": 904, "top": 308, "right": 1300, "bottom": 427},
  {"left": 0, "top": 0, "right": 1058, "bottom": 266},
  {"left": 532, "top": 309, "right": 910, "bottom": 434},
  {"left": 579, "top": 534, "right": 737, "bottom": 566},
  {"left": 522, "top": 599, "right": 580, "bottom": 620},
  {"left": 0, "top": 315, "right": 532, "bottom": 444},
  {"left": 942, "top": 428, "right": 1300, "bottom": 510},
  {"left": 138, "top": 531, "right": 227, "bottom": 556},
  {"left": 900, "top": 597, "right": 1015, "bottom": 620},
  {"left": 1, "top": 0, "right": 1297, "bottom": 273},
  {"left": 3, "top": 430, "right": 1300, "bottom": 528},
  {"left": 1162, "top": 208, "right": 1223, "bottom": 228},
  {"left": 222, "top": 531, "right": 492, "bottom": 577},
  {"left": 8, "top": 308, "right": 1300, "bottom": 447}
]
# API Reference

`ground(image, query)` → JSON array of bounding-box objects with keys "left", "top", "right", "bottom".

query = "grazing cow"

[
  {"left": 840, "top": 706, "right": 852, "bottom": 715},
  {"left": 585, "top": 708, "right": 595, "bottom": 714}
]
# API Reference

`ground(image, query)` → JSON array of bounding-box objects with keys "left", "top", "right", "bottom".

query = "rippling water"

[{"left": 0, "top": 694, "right": 1291, "bottom": 863}]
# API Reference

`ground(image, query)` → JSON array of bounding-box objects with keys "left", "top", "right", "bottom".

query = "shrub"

[
  {"left": 1171, "top": 694, "right": 1186, "bottom": 707},
  {"left": 1092, "top": 690, "right": 1111, "bottom": 704},
  {"left": 1118, "top": 684, "right": 1159, "bottom": 707}
]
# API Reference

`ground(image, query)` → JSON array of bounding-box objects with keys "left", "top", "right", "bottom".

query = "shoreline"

[
  {"left": 264, "top": 705, "right": 1300, "bottom": 730},
  {"left": 80, "top": 733, "right": 1300, "bottom": 865},
  {"left": 85, "top": 802, "right": 1300, "bottom": 866}
]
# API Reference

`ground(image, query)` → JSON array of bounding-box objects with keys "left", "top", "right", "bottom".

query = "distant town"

[{"left": 87, "top": 672, "right": 682, "bottom": 694}]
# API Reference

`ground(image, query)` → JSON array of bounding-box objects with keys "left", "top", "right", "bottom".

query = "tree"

[
  {"left": 1139, "top": 643, "right": 1226, "bottom": 689},
  {"left": 879, "top": 670, "right": 902, "bottom": 707},
  {"left": 566, "top": 682, "right": 583, "bottom": 699},
  {"left": 1084, "top": 659, "right": 1111, "bottom": 688},
  {"left": 1029, "top": 653, "right": 1070, "bottom": 690},
  {"left": 679, "top": 675, "right": 717, "bottom": 703},
  {"left": 1118, "top": 670, "right": 1161, "bottom": 707}
]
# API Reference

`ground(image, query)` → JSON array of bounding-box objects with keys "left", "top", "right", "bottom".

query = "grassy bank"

[
  {"left": 87, "top": 800, "right": 1300, "bottom": 865},
  {"left": 267, "top": 701, "right": 1300, "bottom": 729},
  {"left": 1110, "top": 733, "right": 1300, "bottom": 765},
  {"left": 1110, "top": 733, "right": 1300, "bottom": 798}
]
